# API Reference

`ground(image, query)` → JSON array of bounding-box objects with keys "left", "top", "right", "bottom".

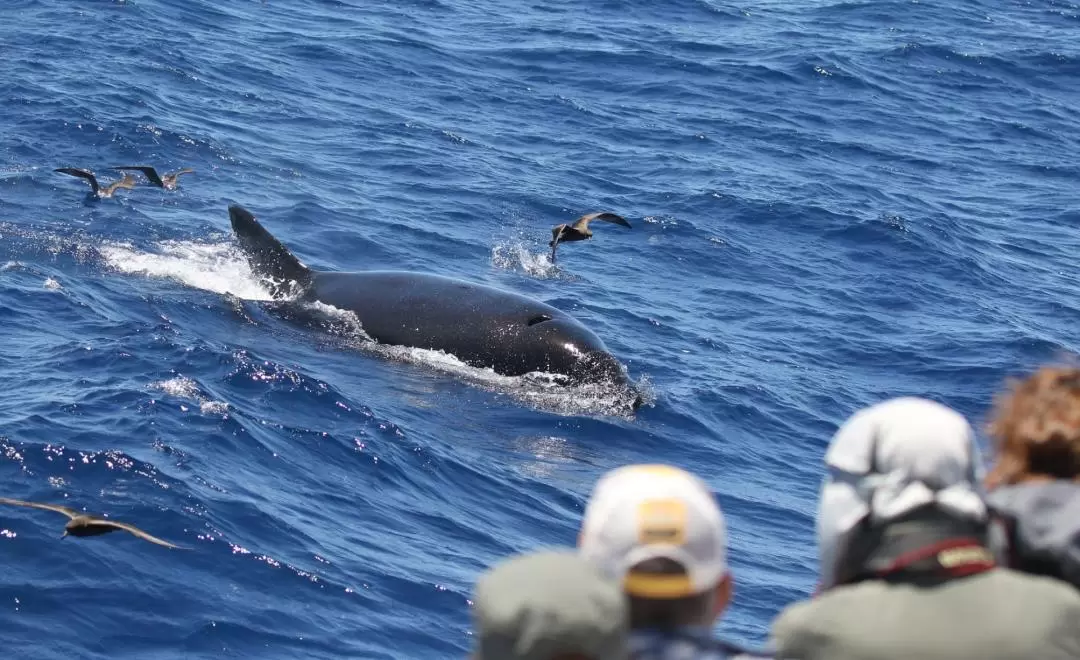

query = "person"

[
  {"left": 578, "top": 464, "right": 772, "bottom": 659},
  {"left": 471, "top": 549, "right": 629, "bottom": 660},
  {"left": 984, "top": 365, "right": 1080, "bottom": 589},
  {"left": 769, "top": 397, "right": 1080, "bottom": 660}
]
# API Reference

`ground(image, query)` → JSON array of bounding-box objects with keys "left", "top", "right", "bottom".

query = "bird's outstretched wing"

[
  {"left": 169, "top": 168, "right": 195, "bottom": 178},
  {"left": 0, "top": 497, "right": 80, "bottom": 519},
  {"left": 54, "top": 168, "right": 101, "bottom": 195},
  {"left": 97, "top": 519, "right": 186, "bottom": 549},
  {"left": 570, "top": 212, "right": 631, "bottom": 231},
  {"left": 112, "top": 166, "right": 164, "bottom": 187}
]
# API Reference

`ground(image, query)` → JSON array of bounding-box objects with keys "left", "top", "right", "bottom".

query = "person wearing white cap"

[
  {"left": 578, "top": 464, "right": 772, "bottom": 660},
  {"left": 770, "top": 397, "right": 1080, "bottom": 660}
]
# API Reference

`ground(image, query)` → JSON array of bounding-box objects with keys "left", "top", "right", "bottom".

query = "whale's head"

[{"left": 525, "top": 314, "right": 641, "bottom": 409}]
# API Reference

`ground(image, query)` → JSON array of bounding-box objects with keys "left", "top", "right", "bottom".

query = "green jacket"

[{"left": 771, "top": 568, "right": 1080, "bottom": 660}]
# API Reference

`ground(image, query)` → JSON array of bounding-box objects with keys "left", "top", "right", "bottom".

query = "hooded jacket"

[
  {"left": 772, "top": 398, "right": 1080, "bottom": 660},
  {"left": 988, "top": 480, "right": 1080, "bottom": 589}
]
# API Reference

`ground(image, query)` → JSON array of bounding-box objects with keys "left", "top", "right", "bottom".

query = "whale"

[{"left": 227, "top": 205, "right": 640, "bottom": 406}]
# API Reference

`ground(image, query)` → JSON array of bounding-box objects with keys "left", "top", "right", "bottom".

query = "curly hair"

[{"left": 986, "top": 366, "right": 1080, "bottom": 488}]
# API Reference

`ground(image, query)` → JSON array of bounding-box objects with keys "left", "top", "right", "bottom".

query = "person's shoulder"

[
  {"left": 771, "top": 597, "right": 812, "bottom": 641},
  {"left": 990, "top": 570, "right": 1080, "bottom": 658},
  {"left": 985, "top": 566, "right": 1080, "bottom": 602},
  {"left": 730, "top": 649, "right": 779, "bottom": 660},
  {"left": 630, "top": 628, "right": 777, "bottom": 660},
  {"left": 773, "top": 582, "right": 888, "bottom": 625},
  {"left": 770, "top": 581, "right": 898, "bottom": 651},
  {"left": 943, "top": 569, "right": 1080, "bottom": 643}
]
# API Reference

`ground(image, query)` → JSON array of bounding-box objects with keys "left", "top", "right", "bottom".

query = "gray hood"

[{"left": 988, "top": 481, "right": 1080, "bottom": 589}]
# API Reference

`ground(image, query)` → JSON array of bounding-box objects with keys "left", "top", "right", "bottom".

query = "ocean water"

[{"left": 1, "top": 0, "right": 1079, "bottom": 657}]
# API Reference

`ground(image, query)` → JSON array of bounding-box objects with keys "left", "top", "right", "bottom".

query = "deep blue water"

[{"left": 1, "top": 0, "right": 1079, "bottom": 656}]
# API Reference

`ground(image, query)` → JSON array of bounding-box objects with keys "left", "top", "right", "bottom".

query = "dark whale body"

[{"left": 228, "top": 206, "right": 638, "bottom": 402}]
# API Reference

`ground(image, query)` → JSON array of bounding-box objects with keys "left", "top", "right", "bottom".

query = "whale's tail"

[{"left": 228, "top": 205, "right": 314, "bottom": 298}]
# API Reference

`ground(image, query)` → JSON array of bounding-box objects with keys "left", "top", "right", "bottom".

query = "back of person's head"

[
  {"left": 472, "top": 550, "right": 628, "bottom": 660},
  {"left": 577, "top": 464, "right": 731, "bottom": 630},
  {"left": 817, "top": 397, "right": 991, "bottom": 589},
  {"left": 986, "top": 365, "right": 1080, "bottom": 489}
]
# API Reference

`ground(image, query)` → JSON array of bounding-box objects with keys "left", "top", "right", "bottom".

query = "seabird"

[
  {"left": 54, "top": 168, "right": 137, "bottom": 198},
  {"left": 112, "top": 165, "right": 194, "bottom": 190},
  {"left": 549, "top": 212, "right": 631, "bottom": 263},
  {"left": 0, "top": 496, "right": 185, "bottom": 549}
]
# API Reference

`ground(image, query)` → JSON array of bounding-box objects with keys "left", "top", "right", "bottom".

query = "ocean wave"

[{"left": 3, "top": 0, "right": 1080, "bottom": 654}]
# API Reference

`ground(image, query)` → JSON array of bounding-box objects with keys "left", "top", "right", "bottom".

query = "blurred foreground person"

[
  {"left": 771, "top": 397, "right": 1080, "bottom": 660},
  {"left": 985, "top": 366, "right": 1080, "bottom": 589},
  {"left": 579, "top": 464, "right": 773, "bottom": 659},
  {"left": 472, "top": 549, "right": 628, "bottom": 660}
]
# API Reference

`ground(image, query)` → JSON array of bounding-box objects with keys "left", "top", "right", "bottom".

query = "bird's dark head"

[{"left": 549, "top": 224, "right": 568, "bottom": 246}]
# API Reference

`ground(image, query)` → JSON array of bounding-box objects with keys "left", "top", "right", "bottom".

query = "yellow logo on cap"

[{"left": 637, "top": 499, "right": 687, "bottom": 545}]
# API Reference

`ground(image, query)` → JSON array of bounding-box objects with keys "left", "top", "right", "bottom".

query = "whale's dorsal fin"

[{"left": 228, "top": 205, "right": 314, "bottom": 298}]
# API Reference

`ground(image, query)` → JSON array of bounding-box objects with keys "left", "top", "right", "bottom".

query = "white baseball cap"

[{"left": 579, "top": 464, "right": 728, "bottom": 599}]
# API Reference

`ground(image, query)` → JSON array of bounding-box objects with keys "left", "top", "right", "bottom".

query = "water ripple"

[{"left": 1, "top": 0, "right": 1078, "bottom": 656}]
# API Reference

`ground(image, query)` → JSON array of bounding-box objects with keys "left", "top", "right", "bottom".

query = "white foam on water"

[
  {"left": 43, "top": 277, "right": 61, "bottom": 291},
  {"left": 150, "top": 375, "right": 230, "bottom": 416},
  {"left": 200, "top": 400, "right": 229, "bottom": 415},
  {"left": 152, "top": 376, "right": 201, "bottom": 399},
  {"left": 379, "top": 343, "right": 642, "bottom": 416},
  {"left": 99, "top": 239, "right": 275, "bottom": 301},
  {"left": 491, "top": 241, "right": 560, "bottom": 279},
  {"left": 300, "top": 300, "right": 374, "bottom": 342}
]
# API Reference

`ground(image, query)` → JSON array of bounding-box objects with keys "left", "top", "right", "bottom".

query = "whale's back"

[{"left": 310, "top": 270, "right": 608, "bottom": 376}]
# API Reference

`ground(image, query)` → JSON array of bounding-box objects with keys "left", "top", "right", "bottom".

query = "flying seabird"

[
  {"left": 0, "top": 496, "right": 186, "bottom": 549},
  {"left": 549, "top": 212, "right": 631, "bottom": 263}
]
